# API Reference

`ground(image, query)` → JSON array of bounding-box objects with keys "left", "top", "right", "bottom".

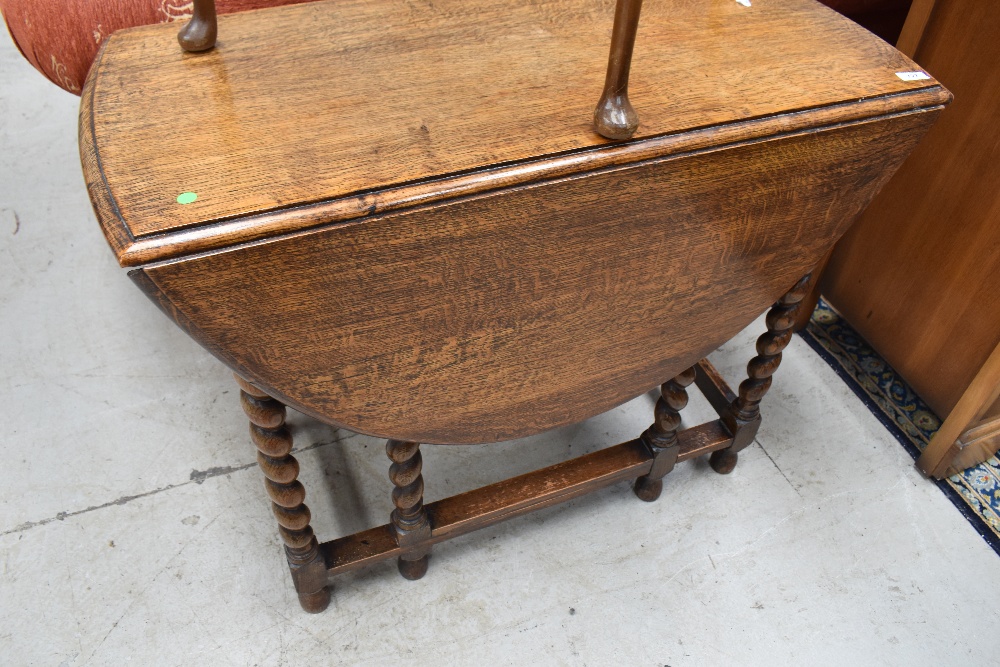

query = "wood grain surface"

[
  {"left": 137, "top": 109, "right": 940, "bottom": 444},
  {"left": 919, "top": 343, "right": 1000, "bottom": 477},
  {"left": 822, "top": 0, "right": 1000, "bottom": 420},
  {"left": 83, "top": 0, "right": 941, "bottom": 253},
  {"left": 895, "top": 0, "right": 935, "bottom": 57},
  {"left": 82, "top": 0, "right": 949, "bottom": 444}
]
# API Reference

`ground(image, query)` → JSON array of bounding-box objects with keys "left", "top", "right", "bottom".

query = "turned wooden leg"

[
  {"left": 634, "top": 366, "right": 697, "bottom": 501},
  {"left": 178, "top": 0, "right": 218, "bottom": 52},
  {"left": 593, "top": 0, "right": 644, "bottom": 139},
  {"left": 387, "top": 440, "right": 432, "bottom": 580},
  {"left": 710, "top": 274, "right": 812, "bottom": 474},
  {"left": 236, "top": 375, "right": 330, "bottom": 613}
]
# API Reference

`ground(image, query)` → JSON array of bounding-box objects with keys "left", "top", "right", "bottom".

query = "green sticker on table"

[{"left": 176, "top": 192, "right": 198, "bottom": 205}]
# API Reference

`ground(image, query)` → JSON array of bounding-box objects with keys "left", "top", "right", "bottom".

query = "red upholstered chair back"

[
  {"left": 1, "top": 0, "right": 316, "bottom": 94},
  {"left": 2, "top": 0, "right": 910, "bottom": 95}
]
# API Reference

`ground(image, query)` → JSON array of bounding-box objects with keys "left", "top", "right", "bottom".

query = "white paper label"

[
  {"left": 896, "top": 71, "right": 931, "bottom": 81},
  {"left": 736, "top": 0, "right": 751, "bottom": 6}
]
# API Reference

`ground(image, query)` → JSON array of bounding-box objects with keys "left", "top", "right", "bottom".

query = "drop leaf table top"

[
  {"left": 84, "top": 0, "right": 945, "bottom": 264},
  {"left": 80, "top": 0, "right": 947, "bottom": 445}
]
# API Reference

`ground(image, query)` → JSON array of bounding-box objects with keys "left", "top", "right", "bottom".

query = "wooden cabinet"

[{"left": 815, "top": 0, "right": 1000, "bottom": 477}]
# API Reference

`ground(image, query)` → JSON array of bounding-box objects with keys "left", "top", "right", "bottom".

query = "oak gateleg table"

[{"left": 79, "top": 0, "right": 949, "bottom": 612}]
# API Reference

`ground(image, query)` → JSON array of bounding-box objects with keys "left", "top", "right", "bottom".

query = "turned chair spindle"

[{"left": 594, "top": 0, "right": 644, "bottom": 140}]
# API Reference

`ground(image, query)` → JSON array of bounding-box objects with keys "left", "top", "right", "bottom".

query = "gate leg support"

[
  {"left": 634, "top": 366, "right": 697, "bottom": 501},
  {"left": 236, "top": 375, "right": 331, "bottom": 613},
  {"left": 387, "top": 440, "right": 432, "bottom": 580},
  {"left": 710, "top": 274, "right": 813, "bottom": 474}
]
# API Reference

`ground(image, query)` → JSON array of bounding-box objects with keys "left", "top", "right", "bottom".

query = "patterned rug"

[{"left": 798, "top": 298, "right": 1000, "bottom": 555}]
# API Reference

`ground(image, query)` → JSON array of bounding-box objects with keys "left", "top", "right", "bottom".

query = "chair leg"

[
  {"left": 709, "top": 273, "right": 813, "bottom": 474},
  {"left": 387, "top": 440, "right": 432, "bottom": 580},
  {"left": 236, "top": 375, "right": 330, "bottom": 613},
  {"left": 634, "top": 366, "right": 697, "bottom": 501},
  {"left": 178, "top": 0, "right": 218, "bottom": 52}
]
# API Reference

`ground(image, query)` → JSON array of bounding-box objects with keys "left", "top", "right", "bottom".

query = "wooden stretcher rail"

[
  {"left": 696, "top": 359, "right": 739, "bottom": 417},
  {"left": 321, "top": 420, "right": 733, "bottom": 578}
]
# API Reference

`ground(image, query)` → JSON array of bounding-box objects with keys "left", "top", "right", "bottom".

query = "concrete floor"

[{"left": 3, "top": 31, "right": 1000, "bottom": 667}]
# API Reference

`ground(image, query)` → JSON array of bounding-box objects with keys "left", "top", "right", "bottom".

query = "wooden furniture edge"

[
  {"left": 791, "top": 0, "right": 941, "bottom": 335},
  {"left": 791, "top": 246, "right": 835, "bottom": 332},
  {"left": 79, "top": 39, "right": 136, "bottom": 261},
  {"left": 918, "top": 340, "right": 1000, "bottom": 478},
  {"left": 948, "top": 417, "right": 1000, "bottom": 476},
  {"left": 128, "top": 268, "right": 370, "bottom": 436},
  {"left": 80, "top": 80, "right": 949, "bottom": 269},
  {"left": 896, "top": 0, "right": 937, "bottom": 58},
  {"left": 134, "top": 270, "right": 729, "bottom": 448}
]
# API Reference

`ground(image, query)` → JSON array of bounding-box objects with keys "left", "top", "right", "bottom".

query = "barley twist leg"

[
  {"left": 634, "top": 366, "right": 697, "bottom": 502},
  {"left": 710, "top": 274, "right": 812, "bottom": 474},
  {"left": 387, "top": 440, "right": 432, "bottom": 580},
  {"left": 236, "top": 375, "right": 330, "bottom": 613}
]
